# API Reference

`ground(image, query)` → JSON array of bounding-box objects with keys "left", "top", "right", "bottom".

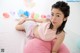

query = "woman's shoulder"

[{"left": 57, "top": 30, "right": 65, "bottom": 38}]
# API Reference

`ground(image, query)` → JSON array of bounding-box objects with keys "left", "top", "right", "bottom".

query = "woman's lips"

[{"left": 53, "top": 22, "right": 56, "bottom": 24}]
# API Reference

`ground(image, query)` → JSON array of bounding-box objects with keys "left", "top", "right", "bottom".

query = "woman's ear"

[{"left": 63, "top": 18, "right": 67, "bottom": 21}]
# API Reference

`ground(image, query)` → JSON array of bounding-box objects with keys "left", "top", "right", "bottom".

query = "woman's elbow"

[
  {"left": 15, "top": 24, "right": 25, "bottom": 32},
  {"left": 15, "top": 25, "right": 20, "bottom": 31}
]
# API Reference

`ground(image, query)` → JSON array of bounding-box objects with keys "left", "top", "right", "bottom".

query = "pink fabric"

[
  {"left": 24, "top": 38, "right": 51, "bottom": 53},
  {"left": 38, "top": 22, "right": 56, "bottom": 41},
  {"left": 58, "top": 44, "right": 70, "bottom": 53},
  {"left": 22, "top": 21, "right": 38, "bottom": 38},
  {"left": 24, "top": 38, "right": 70, "bottom": 53},
  {"left": 23, "top": 21, "right": 70, "bottom": 53},
  {"left": 23, "top": 21, "right": 56, "bottom": 41}
]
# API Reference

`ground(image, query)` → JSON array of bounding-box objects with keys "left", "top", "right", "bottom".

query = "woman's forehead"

[{"left": 51, "top": 8, "right": 64, "bottom": 15}]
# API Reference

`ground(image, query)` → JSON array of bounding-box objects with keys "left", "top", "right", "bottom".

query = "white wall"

[
  {"left": 0, "top": 0, "right": 80, "bottom": 53},
  {"left": 64, "top": 2, "right": 80, "bottom": 53}
]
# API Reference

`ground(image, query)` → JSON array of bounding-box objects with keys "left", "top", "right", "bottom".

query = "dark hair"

[{"left": 49, "top": 1, "right": 70, "bottom": 34}]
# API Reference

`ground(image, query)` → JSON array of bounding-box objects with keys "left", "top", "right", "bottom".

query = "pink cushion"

[{"left": 24, "top": 38, "right": 70, "bottom": 53}]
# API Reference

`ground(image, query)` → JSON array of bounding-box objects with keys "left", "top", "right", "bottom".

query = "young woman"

[{"left": 16, "top": 1, "right": 70, "bottom": 53}]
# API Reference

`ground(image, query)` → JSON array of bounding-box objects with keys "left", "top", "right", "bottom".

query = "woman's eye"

[
  {"left": 51, "top": 14, "right": 54, "bottom": 16},
  {"left": 57, "top": 15, "right": 60, "bottom": 17}
]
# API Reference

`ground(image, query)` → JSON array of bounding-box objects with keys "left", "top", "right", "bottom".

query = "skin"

[
  {"left": 51, "top": 8, "right": 66, "bottom": 53},
  {"left": 15, "top": 8, "right": 67, "bottom": 53}
]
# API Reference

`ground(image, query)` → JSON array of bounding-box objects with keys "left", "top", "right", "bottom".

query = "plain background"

[{"left": 0, "top": 0, "right": 80, "bottom": 53}]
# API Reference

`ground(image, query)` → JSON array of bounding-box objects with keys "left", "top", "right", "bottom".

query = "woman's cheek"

[{"left": 57, "top": 20, "right": 63, "bottom": 26}]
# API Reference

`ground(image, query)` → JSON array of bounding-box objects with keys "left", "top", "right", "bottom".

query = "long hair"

[{"left": 49, "top": 1, "right": 70, "bottom": 34}]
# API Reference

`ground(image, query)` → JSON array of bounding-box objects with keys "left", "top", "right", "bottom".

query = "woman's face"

[{"left": 51, "top": 8, "right": 65, "bottom": 28}]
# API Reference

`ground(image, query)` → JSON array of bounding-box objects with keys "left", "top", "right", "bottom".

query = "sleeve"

[
  {"left": 38, "top": 22, "right": 56, "bottom": 41},
  {"left": 43, "top": 29, "right": 56, "bottom": 41},
  {"left": 22, "top": 21, "right": 37, "bottom": 37}
]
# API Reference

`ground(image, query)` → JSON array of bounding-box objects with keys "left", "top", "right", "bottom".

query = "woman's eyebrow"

[
  {"left": 51, "top": 12, "right": 61, "bottom": 15},
  {"left": 56, "top": 13, "right": 61, "bottom": 15}
]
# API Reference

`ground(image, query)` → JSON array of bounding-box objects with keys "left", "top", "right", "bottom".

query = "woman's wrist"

[
  {"left": 25, "top": 18, "right": 35, "bottom": 21},
  {"left": 52, "top": 51, "right": 57, "bottom": 53}
]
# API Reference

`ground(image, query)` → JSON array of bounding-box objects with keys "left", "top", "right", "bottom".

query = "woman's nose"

[{"left": 51, "top": 17, "right": 56, "bottom": 21}]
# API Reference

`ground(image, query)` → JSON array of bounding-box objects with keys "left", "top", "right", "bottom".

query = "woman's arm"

[
  {"left": 34, "top": 18, "right": 50, "bottom": 23},
  {"left": 15, "top": 17, "right": 35, "bottom": 31},
  {"left": 52, "top": 31, "right": 65, "bottom": 53},
  {"left": 15, "top": 17, "right": 27, "bottom": 31},
  {"left": 15, "top": 17, "right": 50, "bottom": 31}
]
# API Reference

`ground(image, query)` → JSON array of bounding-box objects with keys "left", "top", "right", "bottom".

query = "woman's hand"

[
  {"left": 52, "top": 52, "right": 57, "bottom": 53},
  {"left": 52, "top": 51, "right": 57, "bottom": 53},
  {"left": 18, "top": 17, "right": 27, "bottom": 25}
]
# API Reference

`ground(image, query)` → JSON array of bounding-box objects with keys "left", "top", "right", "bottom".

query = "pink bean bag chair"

[{"left": 22, "top": 21, "right": 70, "bottom": 53}]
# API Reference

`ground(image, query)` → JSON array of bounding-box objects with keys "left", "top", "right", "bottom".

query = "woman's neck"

[{"left": 52, "top": 28, "right": 57, "bottom": 31}]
